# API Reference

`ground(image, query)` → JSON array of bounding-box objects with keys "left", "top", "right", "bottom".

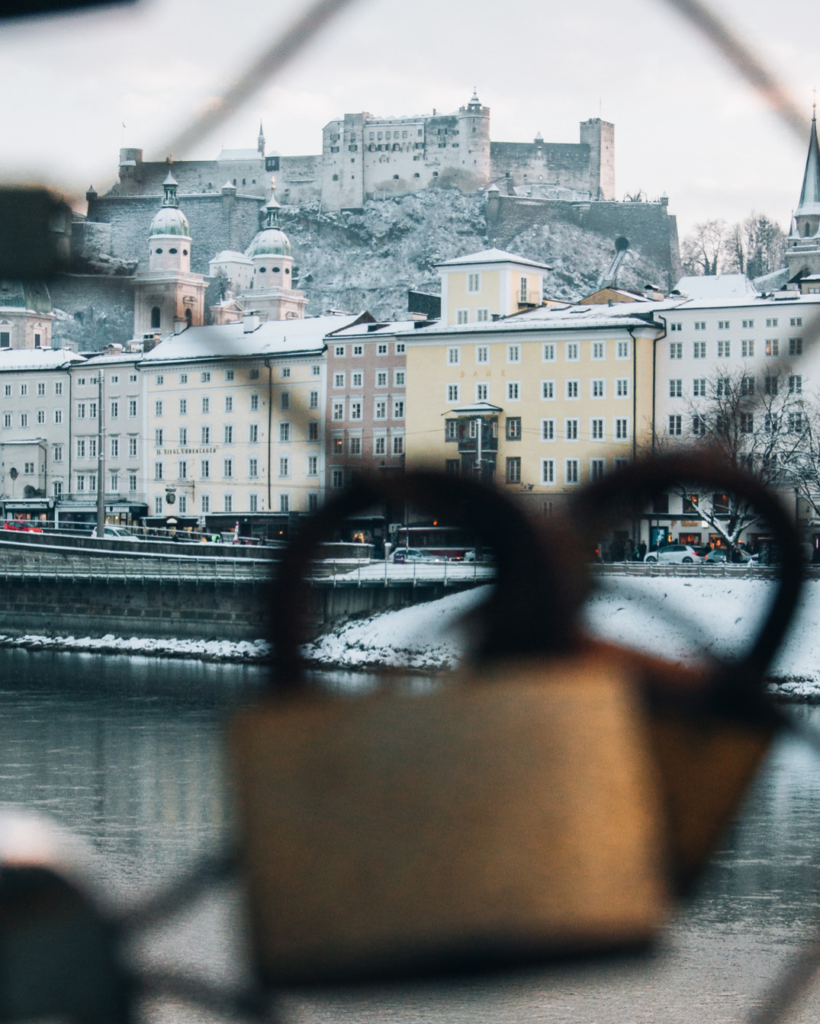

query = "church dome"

[
  {"left": 149, "top": 205, "right": 190, "bottom": 237},
  {"left": 247, "top": 227, "right": 291, "bottom": 257}
]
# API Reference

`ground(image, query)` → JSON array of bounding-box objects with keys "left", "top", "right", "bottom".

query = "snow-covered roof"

[
  {"left": 210, "top": 251, "right": 252, "bottom": 265},
  {"left": 435, "top": 248, "right": 551, "bottom": 270},
  {"left": 331, "top": 319, "right": 421, "bottom": 338},
  {"left": 674, "top": 274, "right": 759, "bottom": 299},
  {"left": 141, "top": 314, "right": 370, "bottom": 364},
  {"left": 397, "top": 306, "right": 662, "bottom": 337},
  {"left": 217, "top": 149, "right": 262, "bottom": 162},
  {"left": 0, "top": 348, "right": 84, "bottom": 371},
  {"left": 82, "top": 352, "right": 141, "bottom": 365}
]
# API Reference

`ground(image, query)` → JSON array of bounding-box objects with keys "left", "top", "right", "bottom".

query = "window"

[
  {"left": 154, "top": 428, "right": 164, "bottom": 448},
  {"left": 565, "top": 459, "right": 579, "bottom": 485},
  {"left": 669, "top": 379, "right": 682, "bottom": 398},
  {"left": 395, "top": 342, "right": 406, "bottom": 355},
  {"left": 351, "top": 371, "right": 363, "bottom": 388},
  {"left": 718, "top": 320, "right": 730, "bottom": 330},
  {"left": 615, "top": 378, "right": 630, "bottom": 398},
  {"left": 77, "top": 378, "right": 86, "bottom": 386},
  {"left": 377, "top": 343, "right": 388, "bottom": 356},
  {"left": 76, "top": 474, "right": 85, "bottom": 492},
  {"left": 279, "top": 422, "right": 291, "bottom": 442},
  {"left": 53, "top": 444, "right": 63, "bottom": 462},
  {"left": 155, "top": 375, "right": 164, "bottom": 386},
  {"left": 541, "top": 419, "right": 555, "bottom": 442},
  {"left": 789, "top": 337, "right": 803, "bottom": 356},
  {"left": 507, "top": 381, "right": 520, "bottom": 401},
  {"left": 88, "top": 437, "right": 97, "bottom": 459},
  {"left": 352, "top": 345, "right": 363, "bottom": 357},
  {"left": 110, "top": 437, "right": 119, "bottom": 459},
  {"left": 615, "top": 418, "right": 629, "bottom": 440},
  {"left": 77, "top": 401, "right": 85, "bottom": 418},
  {"left": 223, "top": 494, "right": 233, "bottom": 513},
  {"left": 3, "top": 385, "right": 11, "bottom": 398},
  {"left": 201, "top": 371, "right": 211, "bottom": 383},
  {"left": 741, "top": 339, "right": 755, "bottom": 357},
  {"left": 692, "top": 341, "right": 706, "bottom": 359},
  {"left": 178, "top": 460, "right": 187, "bottom": 480},
  {"left": 446, "top": 384, "right": 460, "bottom": 403},
  {"left": 566, "top": 342, "right": 579, "bottom": 361},
  {"left": 476, "top": 346, "right": 489, "bottom": 364},
  {"left": 456, "top": 311, "right": 469, "bottom": 328},
  {"left": 376, "top": 371, "right": 388, "bottom": 387},
  {"left": 334, "top": 345, "right": 345, "bottom": 357},
  {"left": 694, "top": 321, "right": 706, "bottom": 331},
  {"left": 179, "top": 373, "right": 188, "bottom": 384},
  {"left": 765, "top": 339, "right": 780, "bottom": 357},
  {"left": 476, "top": 308, "right": 490, "bottom": 322},
  {"left": 590, "top": 459, "right": 605, "bottom": 482},
  {"left": 565, "top": 418, "right": 579, "bottom": 441},
  {"left": 224, "top": 424, "right": 234, "bottom": 444},
  {"left": 128, "top": 437, "right": 137, "bottom": 458},
  {"left": 616, "top": 340, "right": 630, "bottom": 359},
  {"left": 374, "top": 398, "right": 387, "bottom": 419},
  {"left": 506, "top": 417, "right": 522, "bottom": 440},
  {"left": 506, "top": 457, "right": 521, "bottom": 483},
  {"left": 507, "top": 344, "right": 521, "bottom": 364},
  {"left": 307, "top": 454, "right": 318, "bottom": 476},
  {"left": 566, "top": 380, "right": 579, "bottom": 399},
  {"left": 716, "top": 377, "right": 731, "bottom": 397},
  {"left": 467, "top": 272, "right": 480, "bottom": 293},
  {"left": 394, "top": 370, "right": 405, "bottom": 386},
  {"left": 742, "top": 319, "right": 755, "bottom": 329},
  {"left": 20, "top": 413, "right": 28, "bottom": 428},
  {"left": 129, "top": 374, "right": 137, "bottom": 383},
  {"left": 202, "top": 397, "right": 210, "bottom": 413},
  {"left": 36, "top": 409, "right": 45, "bottom": 424},
  {"left": 668, "top": 415, "right": 682, "bottom": 436},
  {"left": 23, "top": 461, "right": 34, "bottom": 475},
  {"left": 445, "top": 459, "right": 460, "bottom": 477},
  {"left": 333, "top": 372, "right": 345, "bottom": 388},
  {"left": 200, "top": 459, "right": 210, "bottom": 479},
  {"left": 670, "top": 323, "right": 682, "bottom": 332},
  {"left": 543, "top": 343, "right": 556, "bottom": 362},
  {"left": 201, "top": 426, "right": 211, "bottom": 444},
  {"left": 2, "top": 413, "right": 10, "bottom": 428},
  {"left": 332, "top": 400, "right": 345, "bottom": 421},
  {"left": 765, "top": 376, "right": 778, "bottom": 396},
  {"left": 741, "top": 376, "right": 755, "bottom": 396},
  {"left": 37, "top": 382, "right": 45, "bottom": 397},
  {"left": 542, "top": 459, "right": 555, "bottom": 484},
  {"left": 89, "top": 401, "right": 97, "bottom": 419},
  {"left": 476, "top": 383, "right": 489, "bottom": 401},
  {"left": 312, "top": 365, "right": 321, "bottom": 376},
  {"left": 250, "top": 394, "right": 260, "bottom": 412},
  {"left": 445, "top": 420, "right": 458, "bottom": 442},
  {"left": 177, "top": 494, "right": 187, "bottom": 514},
  {"left": 740, "top": 413, "right": 754, "bottom": 434},
  {"left": 693, "top": 378, "right": 707, "bottom": 397},
  {"left": 542, "top": 380, "right": 555, "bottom": 400},
  {"left": 692, "top": 415, "right": 707, "bottom": 436},
  {"left": 393, "top": 398, "right": 405, "bottom": 419},
  {"left": 154, "top": 462, "right": 163, "bottom": 481},
  {"left": 281, "top": 391, "right": 290, "bottom": 410},
  {"left": 248, "top": 458, "right": 258, "bottom": 479},
  {"left": 153, "top": 496, "right": 162, "bottom": 515},
  {"left": 670, "top": 342, "right": 683, "bottom": 359},
  {"left": 374, "top": 435, "right": 386, "bottom": 456},
  {"left": 248, "top": 423, "right": 258, "bottom": 444},
  {"left": 200, "top": 494, "right": 210, "bottom": 513},
  {"left": 0, "top": 332, "right": 8, "bottom": 348},
  {"left": 223, "top": 458, "right": 234, "bottom": 479},
  {"left": 154, "top": 400, "right": 163, "bottom": 417},
  {"left": 519, "top": 277, "right": 528, "bottom": 303},
  {"left": 308, "top": 421, "right": 319, "bottom": 441},
  {"left": 789, "top": 375, "right": 803, "bottom": 395},
  {"left": 789, "top": 412, "right": 804, "bottom": 433},
  {"left": 447, "top": 346, "right": 461, "bottom": 365},
  {"left": 278, "top": 456, "right": 289, "bottom": 477},
  {"left": 590, "top": 418, "right": 604, "bottom": 441},
  {"left": 249, "top": 369, "right": 260, "bottom": 380},
  {"left": 766, "top": 318, "right": 779, "bottom": 328},
  {"left": 225, "top": 395, "right": 233, "bottom": 413},
  {"left": 717, "top": 340, "right": 731, "bottom": 358},
  {"left": 128, "top": 399, "right": 137, "bottom": 418},
  {"left": 392, "top": 434, "right": 404, "bottom": 456},
  {"left": 349, "top": 436, "right": 362, "bottom": 456},
  {"left": 76, "top": 438, "right": 86, "bottom": 459}
]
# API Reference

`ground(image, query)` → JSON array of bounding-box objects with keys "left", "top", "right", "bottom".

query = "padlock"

[{"left": 230, "top": 460, "right": 802, "bottom": 987}]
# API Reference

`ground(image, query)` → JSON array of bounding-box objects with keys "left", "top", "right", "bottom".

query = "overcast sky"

[{"left": 0, "top": 0, "right": 817, "bottom": 239}]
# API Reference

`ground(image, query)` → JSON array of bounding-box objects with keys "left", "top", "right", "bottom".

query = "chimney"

[
  {"left": 173, "top": 318, "right": 187, "bottom": 335},
  {"left": 243, "top": 312, "right": 260, "bottom": 333}
]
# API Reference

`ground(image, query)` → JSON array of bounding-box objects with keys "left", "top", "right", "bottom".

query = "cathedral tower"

[
  {"left": 133, "top": 171, "right": 207, "bottom": 338},
  {"left": 785, "top": 107, "right": 820, "bottom": 284},
  {"left": 240, "top": 188, "right": 306, "bottom": 320}
]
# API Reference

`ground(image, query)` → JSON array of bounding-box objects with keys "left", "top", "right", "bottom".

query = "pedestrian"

[{"left": 638, "top": 540, "right": 647, "bottom": 561}]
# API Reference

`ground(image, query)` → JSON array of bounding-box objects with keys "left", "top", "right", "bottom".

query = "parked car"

[
  {"left": 90, "top": 525, "right": 138, "bottom": 541},
  {"left": 644, "top": 543, "right": 705, "bottom": 564},
  {"left": 704, "top": 546, "right": 757, "bottom": 564},
  {"left": 391, "top": 547, "right": 446, "bottom": 563},
  {"left": 3, "top": 519, "right": 44, "bottom": 533},
  {"left": 462, "top": 547, "right": 496, "bottom": 563}
]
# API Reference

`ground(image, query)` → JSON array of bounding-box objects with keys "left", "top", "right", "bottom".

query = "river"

[{"left": 2, "top": 649, "right": 820, "bottom": 1024}]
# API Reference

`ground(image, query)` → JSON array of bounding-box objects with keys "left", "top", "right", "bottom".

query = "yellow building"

[
  {"left": 403, "top": 305, "right": 663, "bottom": 515},
  {"left": 140, "top": 313, "right": 366, "bottom": 532},
  {"left": 436, "top": 249, "right": 554, "bottom": 326}
]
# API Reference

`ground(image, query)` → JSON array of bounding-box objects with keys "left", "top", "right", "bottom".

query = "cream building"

[
  {"left": 436, "top": 249, "right": 552, "bottom": 326},
  {"left": 140, "top": 313, "right": 368, "bottom": 532},
  {"left": 403, "top": 304, "right": 663, "bottom": 518},
  {"left": 0, "top": 281, "right": 54, "bottom": 351}
]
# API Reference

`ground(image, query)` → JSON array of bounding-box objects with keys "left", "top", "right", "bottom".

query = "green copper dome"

[
  {"left": 247, "top": 227, "right": 291, "bottom": 257},
  {"left": 149, "top": 206, "right": 190, "bottom": 237}
]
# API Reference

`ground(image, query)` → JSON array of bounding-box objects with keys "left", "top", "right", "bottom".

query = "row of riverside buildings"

[{"left": 3, "top": 113, "right": 820, "bottom": 548}]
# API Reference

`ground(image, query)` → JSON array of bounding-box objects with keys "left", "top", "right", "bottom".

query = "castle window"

[
  {"left": 259, "top": 267, "right": 266, "bottom": 273},
  {"left": 169, "top": 248, "right": 177, "bottom": 254},
  {"left": 285, "top": 268, "right": 290, "bottom": 274},
  {"left": 155, "top": 248, "right": 162, "bottom": 254},
  {"left": 150, "top": 307, "right": 161, "bottom": 329},
  {"left": 273, "top": 267, "right": 280, "bottom": 273},
  {"left": 393, "top": 174, "right": 399, "bottom": 180},
  {"left": 183, "top": 249, "right": 188, "bottom": 255},
  {"left": 242, "top": 179, "right": 246, "bottom": 185}
]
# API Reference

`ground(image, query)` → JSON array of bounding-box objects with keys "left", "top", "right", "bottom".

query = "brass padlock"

[{"left": 231, "top": 462, "right": 801, "bottom": 986}]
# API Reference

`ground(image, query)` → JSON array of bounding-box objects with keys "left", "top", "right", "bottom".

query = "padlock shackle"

[
  {"left": 572, "top": 452, "right": 804, "bottom": 721},
  {"left": 268, "top": 472, "right": 584, "bottom": 689}
]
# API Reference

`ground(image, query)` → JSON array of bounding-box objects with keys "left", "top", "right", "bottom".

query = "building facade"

[{"left": 437, "top": 249, "right": 552, "bottom": 326}]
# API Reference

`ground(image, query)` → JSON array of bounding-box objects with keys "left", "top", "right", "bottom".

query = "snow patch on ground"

[{"left": 0, "top": 633, "right": 271, "bottom": 662}]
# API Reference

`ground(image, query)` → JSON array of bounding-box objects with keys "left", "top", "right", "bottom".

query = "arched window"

[
  {"left": 185, "top": 308, "right": 192, "bottom": 327},
  {"left": 806, "top": 223, "right": 812, "bottom": 237},
  {"left": 151, "top": 307, "right": 161, "bottom": 329}
]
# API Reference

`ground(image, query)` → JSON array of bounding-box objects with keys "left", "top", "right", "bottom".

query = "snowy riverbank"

[{"left": 5, "top": 576, "right": 820, "bottom": 699}]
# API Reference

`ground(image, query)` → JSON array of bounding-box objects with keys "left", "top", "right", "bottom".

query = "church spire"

[
  {"left": 258, "top": 120, "right": 265, "bottom": 156},
  {"left": 162, "top": 170, "right": 179, "bottom": 208},
  {"left": 796, "top": 107, "right": 820, "bottom": 218}
]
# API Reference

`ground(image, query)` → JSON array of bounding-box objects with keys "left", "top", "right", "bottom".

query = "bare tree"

[
  {"left": 721, "top": 212, "right": 786, "bottom": 280},
  {"left": 680, "top": 219, "right": 729, "bottom": 276},
  {"left": 660, "top": 364, "right": 812, "bottom": 552}
]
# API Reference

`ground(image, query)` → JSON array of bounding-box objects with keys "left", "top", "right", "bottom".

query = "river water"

[{"left": 3, "top": 649, "right": 820, "bottom": 1024}]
